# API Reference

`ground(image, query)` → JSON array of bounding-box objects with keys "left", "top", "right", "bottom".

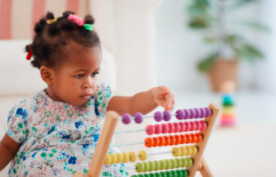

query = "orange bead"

[
  {"left": 174, "top": 135, "right": 180, "bottom": 145},
  {"left": 185, "top": 134, "right": 192, "bottom": 144},
  {"left": 169, "top": 135, "right": 175, "bottom": 145},
  {"left": 145, "top": 137, "right": 153, "bottom": 147},
  {"left": 180, "top": 135, "right": 186, "bottom": 144},
  {"left": 192, "top": 134, "right": 197, "bottom": 143},
  {"left": 197, "top": 134, "right": 203, "bottom": 143},
  {"left": 158, "top": 136, "right": 165, "bottom": 146},
  {"left": 152, "top": 137, "right": 159, "bottom": 147},
  {"left": 164, "top": 136, "right": 170, "bottom": 146}
]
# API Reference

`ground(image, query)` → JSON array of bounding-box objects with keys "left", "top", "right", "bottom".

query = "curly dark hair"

[{"left": 25, "top": 11, "right": 101, "bottom": 69}]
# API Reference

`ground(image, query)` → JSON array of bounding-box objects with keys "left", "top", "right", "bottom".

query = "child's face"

[{"left": 48, "top": 43, "right": 102, "bottom": 106}]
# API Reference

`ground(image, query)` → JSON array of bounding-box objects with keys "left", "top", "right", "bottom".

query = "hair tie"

[
  {"left": 83, "top": 24, "right": 94, "bottom": 31},
  {"left": 47, "top": 18, "right": 57, "bottom": 24},
  {"left": 26, "top": 46, "right": 32, "bottom": 60},
  {"left": 68, "top": 14, "right": 84, "bottom": 26}
]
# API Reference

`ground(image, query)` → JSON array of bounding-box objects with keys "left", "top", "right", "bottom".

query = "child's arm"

[
  {"left": 0, "top": 134, "right": 20, "bottom": 171},
  {"left": 107, "top": 86, "right": 175, "bottom": 115}
]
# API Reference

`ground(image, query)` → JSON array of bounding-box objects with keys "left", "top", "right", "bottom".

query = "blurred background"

[{"left": 0, "top": 0, "right": 275, "bottom": 176}]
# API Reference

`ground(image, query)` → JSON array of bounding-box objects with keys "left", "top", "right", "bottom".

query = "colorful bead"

[
  {"left": 158, "top": 136, "right": 165, "bottom": 146},
  {"left": 180, "top": 146, "right": 186, "bottom": 156},
  {"left": 179, "top": 122, "right": 184, "bottom": 132},
  {"left": 190, "top": 121, "right": 196, "bottom": 131},
  {"left": 194, "top": 108, "right": 200, "bottom": 118},
  {"left": 160, "top": 172, "right": 166, "bottom": 177},
  {"left": 174, "top": 135, "right": 180, "bottom": 145},
  {"left": 154, "top": 124, "right": 162, "bottom": 134},
  {"left": 146, "top": 125, "right": 155, "bottom": 135},
  {"left": 191, "top": 146, "right": 198, "bottom": 156},
  {"left": 168, "top": 123, "right": 174, "bottom": 133},
  {"left": 152, "top": 137, "right": 159, "bottom": 147},
  {"left": 163, "top": 111, "right": 171, "bottom": 121},
  {"left": 204, "top": 107, "right": 212, "bottom": 117},
  {"left": 134, "top": 112, "right": 143, "bottom": 124},
  {"left": 135, "top": 163, "right": 144, "bottom": 173},
  {"left": 175, "top": 159, "right": 182, "bottom": 168},
  {"left": 161, "top": 124, "right": 168, "bottom": 134},
  {"left": 166, "top": 171, "right": 172, "bottom": 177},
  {"left": 181, "top": 158, "right": 187, "bottom": 167},
  {"left": 171, "top": 171, "right": 177, "bottom": 177},
  {"left": 183, "top": 109, "right": 190, "bottom": 119},
  {"left": 154, "top": 111, "right": 163, "bottom": 122},
  {"left": 132, "top": 175, "right": 138, "bottom": 177},
  {"left": 116, "top": 153, "right": 123, "bottom": 163},
  {"left": 122, "top": 152, "right": 129, "bottom": 163},
  {"left": 104, "top": 155, "right": 111, "bottom": 165},
  {"left": 197, "top": 134, "right": 203, "bottom": 143},
  {"left": 155, "top": 173, "right": 160, "bottom": 177},
  {"left": 145, "top": 137, "right": 153, "bottom": 148},
  {"left": 176, "top": 109, "right": 185, "bottom": 120},
  {"left": 185, "top": 134, "right": 192, "bottom": 144},
  {"left": 164, "top": 136, "right": 170, "bottom": 146},
  {"left": 185, "top": 146, "right": 192, "bottom": 156},
  {"left": 143, "top": 162, "right": 149, "bottom": 172},
  {"left": 189, "top": 109, "right": 196, "bottom": 118},
  {"left": 159, "top": 160, "right": 166, "bottom": 170},
  {"left": 201, "top": 121, "right": 207, "bottom": 131},
  {"left": 154, "top": 161, "right": 160, "bottom": 170},
  {"left": 129, "top": 152, "right": 137, "bottom": 162},
  {"left": 122, "top": 113, "right": 131, "bottom": 124},
  {"left": 110, "top": 154, "right": 117, "bottom": 164},
  {"left": 195, "top": 121, "right": 201, "bottom": 131},
  {"left": 187, "top": 158, "right": 193, "bottom": 168},
  {"left": 172, "top": 147, "right": 180, "bottom": 157},
  {"left": 148, "top": 161, "right": 155, "bottom": 172},
  {"left": 191, "top": 134, "right": 197, "bottom": 143},
  {"left": 180, "top": 135, "right": 186, "bottom": 144},
  {"left": 199, "top": 108, "right": 206, "bottom": 118},
  {"left": 164, "top": 159, "right": 171, "bottom": 170},
  {"left": 144, "top": 174, "right": 150, "bottom": 177},
  {"left": 170, "top": 159, "right": 176, "bottom": 169},
  {"left": 184, "top": 122, "right": 190, "bottom": 132},
  {"left": 138, "top": 150, "right": 147, "bottom": 161},
  {"left": 173, "top": 123, "right": 180, "bottom": 133},
  {"left": 169, "top": 136, "right": 175, "bottom": 146},
  {"left": 150, "top": 173, "right": 155, "bottom": 177},
  {"left": 138, "top": 175, "right": 144, "bottom": 177},
  {"left": 182, "top": 170, "right": 188, "bottom": 177}
]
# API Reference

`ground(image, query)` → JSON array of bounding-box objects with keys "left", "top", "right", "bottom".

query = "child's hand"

[{"left": 151, "top": 86, "right": 175, "bottom": 111}]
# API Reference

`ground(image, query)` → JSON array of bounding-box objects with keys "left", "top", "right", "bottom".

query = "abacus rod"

[
  {"left": 147, "top": 151, "right": 172, "bottom": 156},
  {"left": 103, "top": 167, "right": 136, "bottom": 172},
  {"left": 110, "top": 141, "right": 144, "bottom": 147},
  {"left": 114, "top": 128, "right": 146, "bottom": 134}
]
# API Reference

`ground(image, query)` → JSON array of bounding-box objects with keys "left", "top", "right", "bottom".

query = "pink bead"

[
  {"left": 167, "top": 123, "right": 174, "bottom": 133},
  {"left": 173, "top": 122, "right": 180, "bottom": 133},
  {"left": 154, "top": 124, "right": 162, "bottom": 134},
  {"left": 179, "top": 122, "right": 185, "bottom": 132},
  {"left": 161, "top": 124, "right": 168, "bottom": 133},
  {"left": 190, "top": 122, "right": 196, "bottom": 131},
  {"left": 195, "top": 121, "right": 201, "bottom": 131},
  {"left": 184, "top": 122, "right": 190, "bottom": 132},
  {"left": 146, "top": 125, "right": 155, "bottom": 135},
  {"left": 201, "top": 121, "right": 207, "bottom": 131}
]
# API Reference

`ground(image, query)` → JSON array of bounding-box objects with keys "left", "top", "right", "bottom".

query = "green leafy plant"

[{"left": 187, "top": 0, "right": 269, "bottom": 72}]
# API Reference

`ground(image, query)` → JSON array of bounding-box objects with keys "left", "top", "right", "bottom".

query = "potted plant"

[{"left": 187, "top": 0, "right": 269, "bottom": 91}]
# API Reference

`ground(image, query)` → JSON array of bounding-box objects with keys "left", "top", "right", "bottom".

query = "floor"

[{"left": 0, "top": 91, "right": 275, "bottom": 177}]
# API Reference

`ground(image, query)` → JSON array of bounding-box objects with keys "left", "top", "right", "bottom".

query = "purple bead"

[
  {"left": 122, "top": 113, "right": 131, "bottom": 124},
  {"left": 134, "top": 112, "right": 143, "bottom": 124},
  {"left": 183, "top": 109, "right": 190, "bottom": 119},
  {"left": 199, "top": 108, "right": 206, "bottom": 118},
  {"left": 204, "top": 107, "right": 212, "bottom": 117},
  {"left": 154, "top": 111, "right": 163, "bottom": 122},
  {"left": 163, "top": 111, "right": 171, "bottom": 121},
  {"left": 189, "top": 109, "right": 196, "bottom": 119},
  {"left": 194, "top": 108, "right": 200, "bottom": 118},
  {"left": 176, "top": 109, "right": 185, "bottom": 120}
]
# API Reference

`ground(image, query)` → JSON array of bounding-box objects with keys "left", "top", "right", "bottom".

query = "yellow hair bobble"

[{"left": 47, "top": 18, "right": 57, "bottom": 24}]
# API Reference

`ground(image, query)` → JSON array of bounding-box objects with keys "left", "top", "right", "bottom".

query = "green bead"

[
  {"left": 171, "top": 170, "right": 178, "bottom": 177},
  {"left": 143, "top": 162, "right": 149, "bottom": 172},
  {"left": 181, "top": 158, "right": 187, "bottom": 167},
  {"left": 149, "top": 173, "right": 156, "bottom": 177},
  {"left": 187, "top": 158, "right": 193, "bottom": 168},
  {"left": 175, "top": 159, "right": 182, "bottom": 168},
  {"left": 132, "top": 175, "right": 138, "bottom": 177},
  {"left": 170, "top": 159, "right": 176, "bottom": 169},
  {"left": 138, "top": 175, "right": 144, "bottom": 177},
  {"left": 160, "top": 172, "right": 167, "bottom": 177},
  {"left": 148, "top": 161, "right": 155, "bottom": 171},
  {"left": 166, "top": 171, "right": 172, "bottom": 177},
  {"left": 164, "top": 159, "right": 171, "bottom": 170},
  {"left": 183, "top": 170, "right": 188, "bottom": 177},
  {"left": 160, "top": 160, "right": 166, "bottom": 170},
  {"left": 135, "top": 163, "right": 144, "bottom": 173},
  {"left": 176, "top": 170, "right": 182, "bottom": 177},
  {"left": 144, "top": 174, "right": 150, "bottom": 177},
  {"left": 155, "top": 173, "right": 161, "bottom": 177},
  {"left": 154, "top": 161, "right": 160, "bottom": 171}
]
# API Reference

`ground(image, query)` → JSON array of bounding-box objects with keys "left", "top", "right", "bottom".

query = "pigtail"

[
  {"left": 84, "top": 15, "right": 95, "bottom": 24},
  {"left": 34, "top": 18, "right": 46, "bottom": 34}
]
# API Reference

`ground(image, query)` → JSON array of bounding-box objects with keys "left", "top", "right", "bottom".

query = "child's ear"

[{"left": 40, "top": 66, "right": 54, "bottom": 86}]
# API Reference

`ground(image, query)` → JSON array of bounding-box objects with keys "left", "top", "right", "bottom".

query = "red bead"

[
  {"left": 192, "top": 134, "right": 197, "bottom": 143},
  {"left": 168, "top": 123, "right": 175, "bottom": 133},
  {"left": 197, "top": 134, "right": 203, "bottom": 143},
  {"left": 184, "top": 122, "right": 190, "bottom": 132},
  {"left": 190, "top": 122, "right": 196, "bottom": 131},
  {"left": 180, "top": 135, "right": 186, "bottom": 144},
  {"left": 152, "top": 137, "right": 159, "bottom": 147},
  {"left": 154, "top": 124, "right": 162, "bottom": 134},
  {"left": 185, "top": 134, "right": 192, "bottom": 144},
  {"left": 164, "top": 136, "right": 170, "bottom": 146},
  {"left": 146, "top": 125, "right": 155, "bottom": 135},
  {"left": 144, "top": 137, "right": 153, "bottom": 147},
  {"left": 173, "top": 123, "right": 180, "bottom": 133},
  {"left": 174, "top": 135, "right": 180, "bottom": 145},
  {"left": 195, "top": 121, "right": 201, "bottom": 131},
  {"left": 169, "top": 135, "right": 175, "bottom": 145},
  {"left": 158, "top": 136, "right": 165, "bottom": 146},
  {"left": 161, "top": 124, "right": 168, "bottom": 134},
  {"left": 179, "top": 122, "right": 184, "bottom": 132},
  {"left": 201, "top": 121, "right": 207, "bottom": 131}
]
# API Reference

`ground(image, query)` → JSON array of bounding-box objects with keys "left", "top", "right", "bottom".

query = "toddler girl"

[{"left": 0, "top": 11, "right": 175, "bottom": 177}]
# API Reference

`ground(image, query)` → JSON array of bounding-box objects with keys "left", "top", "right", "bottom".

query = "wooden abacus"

[{"left": 73, "top": 103, "right": 219, "bottom": 177}]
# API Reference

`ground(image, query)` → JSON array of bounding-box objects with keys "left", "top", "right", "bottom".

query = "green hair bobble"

[{"left": 83, "top": 24, "right": 94, "bottom": 31}]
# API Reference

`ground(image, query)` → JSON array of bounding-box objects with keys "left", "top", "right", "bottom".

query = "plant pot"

[{"left": 209, "top": 59, "right": 238, "bottom": 92}]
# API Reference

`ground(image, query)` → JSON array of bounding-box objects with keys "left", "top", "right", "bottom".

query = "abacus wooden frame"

[{"left": 73, "top": 104, "right": 219, "bottom": 177}]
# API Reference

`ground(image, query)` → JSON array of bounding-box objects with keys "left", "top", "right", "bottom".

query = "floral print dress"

[{"left": 4, "top": 83, "right": 129, "bottom": 177}]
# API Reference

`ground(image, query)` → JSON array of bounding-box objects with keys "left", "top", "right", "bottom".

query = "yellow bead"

[
  {"left": 180, "top": 146, "right": 186, "bottom": 156},
  {"left": 138, "top": 150, "right": 148, "bottom": 161},
  {"left": 116, "top": 153, "right": 123, "bottom": 163},
  {"left": 104, "top": 155, "right": 111, "bottom": 165},
  {"left": 172, "top": 147, "right": 180, "bottom": 157},
  {"left": 110, "top": 154, "right": 117, "bottom": 164},
  {"left": 191, "top": 146, "right": 198, "bottom": 156},
  {"left": 185, "top": 146, "right": 192, "bottom": 156},
  {"left": 129, "top": 152, "right": 137, "bottom": 162},
  {"left": 122, "top": 152, "right": 129, "bottom": 163}
]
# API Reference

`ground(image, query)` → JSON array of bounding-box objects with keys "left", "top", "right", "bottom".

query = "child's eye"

[
  {"left": 91, "top": 72, "right": 99, "bottom": 77},
  {"left": 76, "top": 74, "right": 84, "bottom": 79}
]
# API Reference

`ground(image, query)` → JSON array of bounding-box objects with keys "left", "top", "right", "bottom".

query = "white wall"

[{"left": 156, "top": 0, "right": 276, "bottom": 93}]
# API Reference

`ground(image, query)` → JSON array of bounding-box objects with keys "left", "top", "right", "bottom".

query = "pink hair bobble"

[{"left": 68, "top": 14, "right": 84, "bottom": 26}]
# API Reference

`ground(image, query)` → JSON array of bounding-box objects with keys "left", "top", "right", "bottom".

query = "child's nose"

[{"left": 83, "top": 77, "right": 94, "bottom": 88}]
